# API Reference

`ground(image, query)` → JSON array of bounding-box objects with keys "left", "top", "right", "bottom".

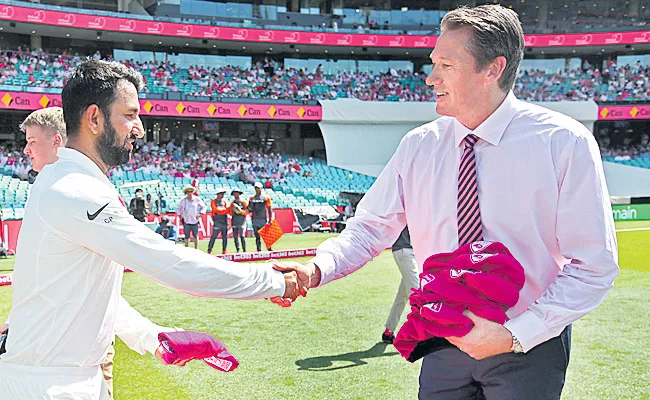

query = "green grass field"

[{"left": 1, "top": 222, "right": 649, "bottom": 399}]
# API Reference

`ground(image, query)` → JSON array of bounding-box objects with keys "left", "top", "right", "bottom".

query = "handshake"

[{"left": 273, "top": 261, "right": 322, "bottom": 307}]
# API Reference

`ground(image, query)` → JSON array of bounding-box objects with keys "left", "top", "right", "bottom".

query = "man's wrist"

[
  {"left": 505, "top": 327, "right": 523, "bottom": 353},
  {"left": 305, "top": 262, "right": 322, "bottom": 288}
]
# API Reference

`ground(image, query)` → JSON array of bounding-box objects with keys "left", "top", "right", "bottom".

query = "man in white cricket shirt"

[
  {"left": 0, "top": 106, "right": 189, "bottom": 400},
  {"left": 0, "top": 60, "right": 302, "bottom": 399}
]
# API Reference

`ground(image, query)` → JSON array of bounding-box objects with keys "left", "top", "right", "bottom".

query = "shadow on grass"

[{"left": 295, "top": 342, "right": 399, "bottom": 371}]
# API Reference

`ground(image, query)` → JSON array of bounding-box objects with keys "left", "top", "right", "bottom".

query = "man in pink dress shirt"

[{"left": 273, "top": 5, "right": 619, "bottom": 399}]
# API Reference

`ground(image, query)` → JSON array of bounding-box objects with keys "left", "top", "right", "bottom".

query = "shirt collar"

[
  {"left": 57, "top": 148, "right": 113, "bottom": 189},
  {"left": 453, "top": 91, "right": 519, "bottom": 148}
]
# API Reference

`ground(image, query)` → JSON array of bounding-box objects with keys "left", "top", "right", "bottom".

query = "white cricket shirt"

[{"left": 2, "top": 148, "right": 285, "bottom": 368}]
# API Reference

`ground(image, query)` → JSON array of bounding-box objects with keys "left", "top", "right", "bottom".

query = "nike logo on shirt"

[{"left": 87, "top": 203, "right": 110, "bottom": 220}]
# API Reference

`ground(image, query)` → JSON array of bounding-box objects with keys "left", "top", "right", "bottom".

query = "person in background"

[
  {"left": 129, "top": 188, "right": 147, "bottom": 222},
  {"left": 381, "top": 226, "right": 419, "bottom": 344},
  {"left": 145, "top": 193, "right": 153, "bottom": 216},
  {"left": 207, "top": 188, "right": 229, "bottom": 255},
  {"left": 177, "top": 185, "right": 206, "bottom": 249},
  {"left": 248, "top": 182, "right": 273, "bottom": 252},
  {"left": 229, "top": 189, "right": 248, "bottom": 253},
  {"left": 155, "top": 216, "right": 177, "bottom": 243}
]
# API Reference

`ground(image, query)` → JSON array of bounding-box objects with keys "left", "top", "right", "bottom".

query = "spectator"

[
  {"left": 177, "top": 185, "right": 206, "bottom": 249},
  {"left": 129, "top": 189, "right": 147, "bottom": 222},
  {"left": 155, "top": 216, "right": 177, "bottom": 242}
]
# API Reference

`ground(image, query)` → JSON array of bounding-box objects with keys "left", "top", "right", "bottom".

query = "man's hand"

[
  {"left": 446, "top": 310, "right": 513, "bottom": 360},
  {"left": 154, "top": 345, "right": 189, "bottom": 366},
  {"left": 268, "top": 262, "right": 321, "bottom": 307},
  {"left": 274, "top": 269, "right": 301, "bottom": 308},
  {"left": 0, "top": 323, "right": 7, "bottom": 333}
]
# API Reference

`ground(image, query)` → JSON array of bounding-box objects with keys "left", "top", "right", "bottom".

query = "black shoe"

[{"left": 382, "top": 332, "right": 395, "bottom": 344}]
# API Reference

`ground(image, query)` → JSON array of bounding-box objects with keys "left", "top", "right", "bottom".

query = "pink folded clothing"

[
  {"left": 395, "top": 241, "right": 526, "bottom": 363},
  {"left": 420, "top": 302, "right": 472, "bottom": 327},
  {"left": 446, "top": 253, "right": 525, "bottom": 289},
  {"left": 463, "top": 271, "right": 520, "bottom": 308},
  {"left": 419, "top": 271, "right": 486, "bottom": 305},
  {"left": 455, "top": 241, "right": 512, "bottom": 256},
  {"left": 393, "top": 309, "right": 473, "bottom": 360},
  {"left": 409, "top": 289, "right": 447, "bottom": 308},
  {"left": 158, "top": 331, "right": 239, "bottom": 372},
  {"left": 422, "top": 241, "right": 512, "bottom": 273},
  {"left": 467, "top": 303, "right": 508, "bottom": 325}
]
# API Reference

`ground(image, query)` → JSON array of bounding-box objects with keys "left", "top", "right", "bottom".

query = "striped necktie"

[{"left": 457, "top": 134, "right": 483, "bottom": 246}]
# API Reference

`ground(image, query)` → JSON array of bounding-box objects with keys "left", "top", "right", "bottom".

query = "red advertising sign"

[
  {"left": 0, "top": 92, "right": 321, "bottom": 121},
  {"left": 598, "top": 105, "right": 650, "bottom": 120},
  {"left": 1, "top": 4, "right": 648, "bottom": 48}
]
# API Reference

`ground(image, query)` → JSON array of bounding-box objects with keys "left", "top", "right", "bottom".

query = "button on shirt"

[
  {"left": 177, "top": 196, "right": 206, "bottom": 224},
  {"left": 311, "top": 92, "right": 619, "bottom": 352},
  {"left": 4, "top": 148, "right": 285, "bottom": 368}
]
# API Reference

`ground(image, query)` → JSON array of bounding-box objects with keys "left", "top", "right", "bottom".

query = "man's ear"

[
  {"left": 82, "top": 104, "right": 103, "bottom": 136},
  {"left": 53, "top": 133, "right": 63, "bottom": 148},
  {"left": 484, "top": 56, "right": 507, "bottom": 87}
]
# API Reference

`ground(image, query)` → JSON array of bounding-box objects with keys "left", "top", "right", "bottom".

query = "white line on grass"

[{"left": 616, "top": 227, "right": 650, "bottom": 232}]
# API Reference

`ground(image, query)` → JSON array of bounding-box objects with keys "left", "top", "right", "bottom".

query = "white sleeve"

[
  {"left": 309, "top": 135, "right": 408, "bottom": 285},
  {"left": 39, "top": 177, "right": 286, "bottom": 300},
  {"left": 114, "top": 296, "right": 174, "bottom": 355},
  {"left": 504, "top": 134, "right": 619, "bottom": 352}
]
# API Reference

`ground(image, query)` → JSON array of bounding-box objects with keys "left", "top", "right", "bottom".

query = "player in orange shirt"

[
  {"left": 229, "top": 189, "right": 248, "bottom": 253},
  {"left": 247, "top": 182, "right": 273, "bottom": 251},
  {"left": 207, "top": 188, "right": 229, "bottom": 254}
]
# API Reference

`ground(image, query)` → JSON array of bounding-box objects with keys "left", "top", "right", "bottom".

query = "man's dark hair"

[{"left": 62, "top": 60, "right": 144, "bottom": 138}]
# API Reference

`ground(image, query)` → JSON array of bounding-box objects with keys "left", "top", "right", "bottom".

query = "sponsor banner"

[
  {"left": 216, "top": 248, "right": 316, "bottom": 262},
  {"left": 0, "top": 92, "right": 321, "bottom": 121},
  {"left": 598, "top": 105, "right": 650, "bottom": 120},
  {"left": 1, "top": 219, "right": 21, "bottom": 257},
  {"left": 612, "top": 204, "right": 650, "bottom": 221},
  {"left": 1, "top": 5, "right": 649, "bottom": 48},
  {"left": 0, "top": 248, "right": 316, "bottom": 287}
]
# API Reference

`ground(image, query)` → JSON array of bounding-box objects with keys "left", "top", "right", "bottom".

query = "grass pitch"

[{"left": 0, "top": 223, "right": 648, "bottom": 399}]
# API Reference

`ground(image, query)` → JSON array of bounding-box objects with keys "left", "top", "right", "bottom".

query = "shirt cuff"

[
  {"left": 144, "top": 325, "right": 176, "bottom": 355},
  {"left": 269, "top": 267, "right": 287, "bottom": 297},
  {"left": 504, "top": 310, "right": 554, "bottom": 353},
  {"left": 308, "top": 253, "right": 337, "bottom": 286}
]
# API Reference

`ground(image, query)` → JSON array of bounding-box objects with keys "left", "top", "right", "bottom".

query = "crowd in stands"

[
  {"left": 597, "top": 132, "right": 650, "bottom": 161},
  {"left": 0, "top": 147, "right": 32, "bottom": 181},
  {"left": 109, "top": 140, "right": 313, "bottom": 188},
  {"left": 3, "top": 48, "right": 650, "bottom": 102}
]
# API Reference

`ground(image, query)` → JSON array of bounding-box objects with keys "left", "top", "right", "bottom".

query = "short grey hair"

[
  {"left": 20, "top": 107, "right": 67, "bottom": 144},
  {"left": 441, "top": 4, "right": 524, "bottom": 92}
]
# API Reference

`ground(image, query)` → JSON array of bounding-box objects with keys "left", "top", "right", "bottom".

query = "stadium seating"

[
  {"left": 109, "top": 158, "right": 373, "bottom": 212},
  {"left": 4, "top": 50, "right": 650, "bottom": 102},
  {"left": 603, "top": 155, "right": 650, "bottom": 169}
]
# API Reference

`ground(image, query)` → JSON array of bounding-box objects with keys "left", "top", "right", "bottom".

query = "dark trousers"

[
  {"left": 419, "top": 325, "right": 571, "bottom": 400},
  {"left": 252, "top": 219, "right": 266, "bottom": 251},
  {"left": 207, "top": 224, "right": 228, "bottom": 253},
  {"left": 232, "top": 225, "right": 246, "bottom": 252}
]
